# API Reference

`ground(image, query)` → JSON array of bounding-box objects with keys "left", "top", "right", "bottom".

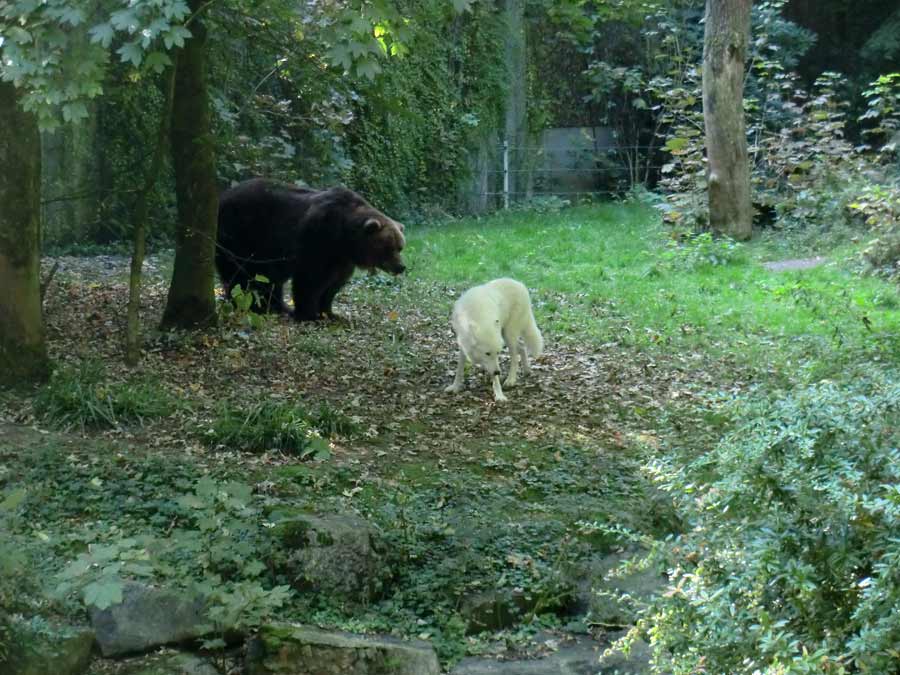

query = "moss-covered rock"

[
  {"left": 3, "top": 623, "right": 94, "bottom": 675},
  {"left": 270, "top": 512, "right": 389, "bottom": 603}
]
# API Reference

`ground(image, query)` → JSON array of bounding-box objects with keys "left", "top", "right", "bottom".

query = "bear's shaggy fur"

[{"left": 216, "top": 178, "right": 406, "bottom": 321}]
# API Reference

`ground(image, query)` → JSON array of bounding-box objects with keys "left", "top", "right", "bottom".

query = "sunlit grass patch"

[{"left": 403, "top": 202, "right": 900, "bottom": 380}]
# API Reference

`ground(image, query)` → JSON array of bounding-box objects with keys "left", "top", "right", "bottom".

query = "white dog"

[{"left": 444, "top": 278, "right": 544, "bottom": 402}]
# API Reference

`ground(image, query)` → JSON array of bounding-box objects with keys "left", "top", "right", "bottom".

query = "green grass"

[
  {"left": 405, "top": 203, "right": 900, "bottom": 381},
  {"left": 33, "top": 361, "right": 177, "bottom": 430}
]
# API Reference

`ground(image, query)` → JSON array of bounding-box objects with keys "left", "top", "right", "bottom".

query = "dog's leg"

[
  {"left": 503, "top": 331, "right": 520, "bottom": 388},
  {"left": 444, "top": 349, "right": 467, "bottom": 393},
  {"left": 492, "top": 374, "right": 508, "bottom": 402},
  {"left": 520, "top": 340, "right": 531, "bottom": 374}
]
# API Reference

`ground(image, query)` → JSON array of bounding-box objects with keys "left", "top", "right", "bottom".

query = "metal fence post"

[{"left": 502, "top": 139, "right": 510, "bottom": 210}]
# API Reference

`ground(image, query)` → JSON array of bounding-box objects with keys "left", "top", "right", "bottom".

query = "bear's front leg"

[{"left": 320, "top": 264, "right": 356, "bottom": 319}]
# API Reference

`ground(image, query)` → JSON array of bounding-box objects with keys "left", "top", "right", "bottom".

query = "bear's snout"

[{"left": 382, "top": 259, "right": 406, "bottom": 275}]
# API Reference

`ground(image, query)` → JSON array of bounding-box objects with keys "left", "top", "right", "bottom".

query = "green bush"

[
  {"left": 626, "top": 375, "right": 900, "bottom": 674},
  {"left": 33, "top": 362, "right": 176, "bottom": 430}
]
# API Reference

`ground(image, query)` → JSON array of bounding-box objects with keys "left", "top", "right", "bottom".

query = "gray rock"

[
  {"left": 88, "top": 582, "right": 209, "bottom": 657},
  {"left": 4, "top": 623, "right": 94, "bottom": 675},
  {"left": 271, "top": 512, "right": 389, "bottom": 603},
  {"left": 459, "top": 587, "right": 573, "bottom": 634},
  {"left": 245, "top": 623, "right": 440, "bottom": 675},
  {"left": 450, "top": 634, "right": 653, "bottom": 675},
  {"left": 566, "top": 550, "right": 665, "bottom": 627}
]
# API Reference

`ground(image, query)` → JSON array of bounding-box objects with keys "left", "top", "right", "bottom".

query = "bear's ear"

[{"left": 364, "top": 218, "right": 383, "bottom": 234}]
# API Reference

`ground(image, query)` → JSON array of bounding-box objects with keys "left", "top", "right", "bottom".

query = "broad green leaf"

[
  {"left": 117, "top": 41, "right": 143, "bottom": 67},
  {"left": 163, "top": 25, "right": 192, "bottom": 50},
  {"left": 83, "top": 578, "right": 124, "bottom": 610},
  {"left": 665, "top": 137, "right": 689, "bottom": 153},
  {"left": 62, "top": 101, "right": 89, "bottom": 123},
  {"left": 88, "top": 23, "right": 115, "bottom": 48},
  {"left": 0, "top": 488, "right": 26, "bottom": 511},
  {"left": 355, "top": 57, "right": 381, "bottom": 81},
  {"left": 144, "top": 51, "right": 172, "bottom": 74}
]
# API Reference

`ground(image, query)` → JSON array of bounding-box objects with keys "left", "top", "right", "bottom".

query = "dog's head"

[{"left": 455, "top": 316, "right": 503, "bottom": 377}]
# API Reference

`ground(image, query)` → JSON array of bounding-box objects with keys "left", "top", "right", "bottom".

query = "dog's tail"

[{"left": 523, "top": 307, "right": 544, "bottom": 358}]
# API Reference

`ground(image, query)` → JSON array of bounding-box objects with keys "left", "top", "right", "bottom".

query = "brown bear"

[{"left": 216, "top": 178, "right": 406, "bottom": 321}]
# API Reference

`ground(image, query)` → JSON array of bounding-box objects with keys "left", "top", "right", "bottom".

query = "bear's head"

[{"left": 326, "top": 188, "right": 406, "bottom": 275}]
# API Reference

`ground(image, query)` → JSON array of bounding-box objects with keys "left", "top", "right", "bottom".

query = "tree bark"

[
  {"left": 0, "top": 81, "right": 49, "bottom": 386},
  {"left": 702, "top": 0, "right": 753, "bottom": 240},
  {"left": 160, "top": 0, "right": 218, "bottom": 330},
  {"left": 126, "top": 67, "right": 177, "bottom": 365}
]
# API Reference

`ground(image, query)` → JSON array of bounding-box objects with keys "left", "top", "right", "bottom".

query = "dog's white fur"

[{"left": 444, "top": 278, "right": 543, "bottom": 402}]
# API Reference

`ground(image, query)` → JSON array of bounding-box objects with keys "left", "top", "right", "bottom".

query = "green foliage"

[
  {"left": 859, "top": 72, "right": 900, "bottom": 151},
  {"left": 212, "top": 0, "right": 505, "bottom": 217},
  {"left": 294, "top": 439, "right": 672, "bottom": 663},
  {"left": 34, "top": 362, "right": 176, "bottom": 430},
  {"left": 203, "top": 400, "right": 335, "bottom": 458},
  {"left": 849, "top": 184, "right": 900, "bottom": 279},
  {"left": 343, "top": 0, "right": 505, "bottom": 214},
  {"left": 0, "top": 0, "right": 189, "bottom": 129},
  {"left": 52, "top": 474, "right": 292, "bottom": 642},
  {"left": 0, "top": 488, "right": 31, "bottom": 663},
  {"left": 622, "top": 375, "right": 900, "bottom": 674}
]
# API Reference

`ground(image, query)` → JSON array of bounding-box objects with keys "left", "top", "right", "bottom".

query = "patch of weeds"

[
  {"left": 660, "top": 230, "right": 747, "bottom": 270},
  {"left": 33, "top": 362, "right": 176, "bottom": 430},
  {"left": 291, "top": 333, "right": 337, "bottom": 359},
  {"left": 203, "top": 400, "right": 332, "bottom": 458},
  {"left": 308, "top": 402, "right": 359, "bottom": 437},
  {"left": 218, "top": 275, "right": 276, "bottom": 331}
]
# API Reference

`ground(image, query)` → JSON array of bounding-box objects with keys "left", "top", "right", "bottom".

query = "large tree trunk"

[
  {"left": 0, "top": 81, "right": 49, "bottom": 386},
  {"left": 160, "top": 0, "right": 218, "bottom": 330},
  {"left": 702, "top": 0, "right": 753, "bottom": 240}
]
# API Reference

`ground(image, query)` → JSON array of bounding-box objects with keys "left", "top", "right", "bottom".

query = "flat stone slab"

[
  {"left": 762, "top": 257, "right": 826, "bottom": 271},
  {"left": 451, "top": 634, "right": 652, "bottom": 675},
  {"left": 246, "top": 624, "right": 441, "bottom": 675}
]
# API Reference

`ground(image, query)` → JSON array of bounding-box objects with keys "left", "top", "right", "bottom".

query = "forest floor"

[{"left": 2, "top": 203, "right": 898, "bottom": 671}]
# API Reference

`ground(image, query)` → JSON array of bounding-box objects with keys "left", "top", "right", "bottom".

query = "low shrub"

[{"left": 617, "top": 374, "right": 900, "bottom": 674}]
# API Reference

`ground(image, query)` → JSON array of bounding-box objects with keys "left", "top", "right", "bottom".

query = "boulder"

[
  {"left": 565, "top": 550, "right": 665, "bottom": 627},
  {"left": 88, "top": 582, "right": 209, "bottom": 657},
  {"left": 245, "top": 623, "right": 440, "bottom": 675},
  {"left": 270, "top": 512, "right": 389, "bottom": 603}
]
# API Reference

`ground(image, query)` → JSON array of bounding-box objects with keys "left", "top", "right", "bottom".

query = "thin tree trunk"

[
  {"left": 0, "top": 81, "right": 49, "bottom": 386},
  {"left": 126, "top": 67, "right": 177, "bottom": 365},
  {"left": 702, "top": 0, "right": 753, "bottom": 240},
  {"left": 160, "top": 0, "right": 218, "bottom": 330}
]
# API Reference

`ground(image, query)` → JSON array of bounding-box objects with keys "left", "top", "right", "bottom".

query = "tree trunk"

[
  {"left": 160, "top": 0, "right": 218, "bottom": 330},
  {"left": 0, "top": 81, "right": 49, "bottom": 386},
  {"left": 702, "top": 0, "right": 753, "bottom": 240},
  {"left": 126, "top": 67, "right": 177, "bottom": 365}
]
